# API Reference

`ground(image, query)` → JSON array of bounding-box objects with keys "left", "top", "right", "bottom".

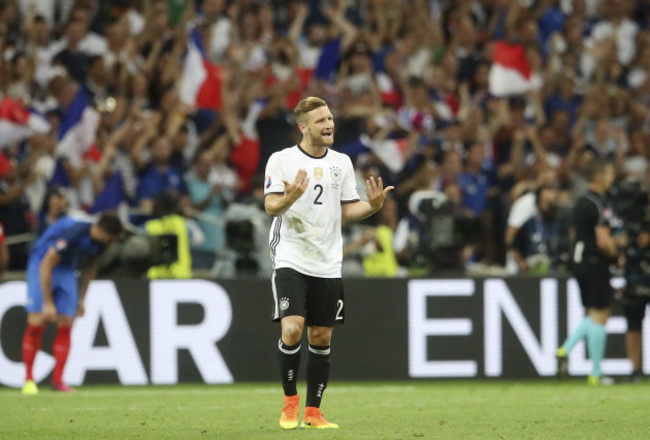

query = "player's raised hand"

[
  {"left": 282, "top": 169, "right": 310, "bottom": 203},
  {"left": 365, "top": 176, "right": 394, "bottom": 211}
]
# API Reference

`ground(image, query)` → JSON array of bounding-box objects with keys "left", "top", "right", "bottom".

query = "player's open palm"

[
  {"left": 366, "top": 176, "right": 394, "bottom": 210},
  {"left": 283, "top": 169, "right": 310, "bottom": 204}
]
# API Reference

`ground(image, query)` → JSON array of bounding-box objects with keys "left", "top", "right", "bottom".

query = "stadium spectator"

[
  {"left": 1, "top": 0, "right": 650, "bottom": 277},
  {"left": 511, "top": 185, "right": 559, "bottom": 274},
  {"left": 361, "top": 197, "right": 400, "bottom": 277},
  {"left": 0, "top": 149, "right": 40, "bottom": 269},
  {"left": 186, "top": 149, "right": 229, "bottom": 268},
  {"left": 36, "top": 185, "right": 68, "bottom": 237},
  {"left": 505, "top": 167, "right": 559, "bottom": 272},
  {"left": 456, "top": 141, "right": 498, "bottom": 262},
  {"left": 144, "top": 190, "right": 191, "bottom": 279},
  {"left": 52, "top": 20, "right": 88, "bottom": 83},
  {"left": 0, "top": 220, "right": 8, "bottom": 276},
  {"left": 135, "top": 136, "right": 187, "bottom": 211},
  {"left": 84, "top": 55, "right": 111, "bottom": 103}
]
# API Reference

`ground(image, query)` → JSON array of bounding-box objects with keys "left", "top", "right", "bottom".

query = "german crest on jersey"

[
  {"left": 279, "top": 297, "right": 290, "bottom": 311},
  {"left": 330, "top": 166, "right": 341, "bottom": 182},
  {"left": 314, "top": 167, "right": 323, "bottom": 180}
]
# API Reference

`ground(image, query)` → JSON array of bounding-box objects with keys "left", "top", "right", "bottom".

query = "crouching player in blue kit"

[{"left": 21, "top": 213, "right": 123, "bottom": 394}]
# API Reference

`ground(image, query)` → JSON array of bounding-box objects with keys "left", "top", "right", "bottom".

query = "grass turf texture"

[{"left": 1, "top": 381, "right": 648, "bottom": 439}]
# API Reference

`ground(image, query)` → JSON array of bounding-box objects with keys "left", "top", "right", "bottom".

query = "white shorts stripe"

[{"left": 271, "top": 270, "right": 279, "bottom": 319}]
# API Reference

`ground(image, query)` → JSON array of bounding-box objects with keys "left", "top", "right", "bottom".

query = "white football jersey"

[{"left": 264, "top": 145, "right": 360, "bottom": 277}]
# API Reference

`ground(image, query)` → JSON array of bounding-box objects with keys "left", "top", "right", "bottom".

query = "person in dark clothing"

[{"left": 556, "top": 159, "right": 622, "bottom": 386}]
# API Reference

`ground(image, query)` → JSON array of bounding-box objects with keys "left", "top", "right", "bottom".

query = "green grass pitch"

[{"left": 2, "top": 380, "right": 649, "bottom": 439}]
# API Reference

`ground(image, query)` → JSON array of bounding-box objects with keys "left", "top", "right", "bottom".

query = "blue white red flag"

[{"left": 0, "top": 96, "right": 50, "bottom": 147}]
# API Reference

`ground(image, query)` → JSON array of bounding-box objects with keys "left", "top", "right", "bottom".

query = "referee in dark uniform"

[{"left": 556, "top": 159, "right": 622, "bottom": 385}]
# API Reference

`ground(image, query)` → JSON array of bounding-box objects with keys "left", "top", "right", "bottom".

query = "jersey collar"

[{"left": 297, "top": 144, "right": 328, "bottom": 159}]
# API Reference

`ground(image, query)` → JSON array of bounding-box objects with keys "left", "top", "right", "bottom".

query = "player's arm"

[
  {"left": 39, "top": 247, "right": 61, "bottom": 321},
  {"left": 595, "top": 225, "right": 618, "bottom": 258},
  {"left": 264, "top": 169, "right": 310, "bottom": 217},
  {"left": 504, "top": 225, "right": 519, "bottom": 248},
  {"left": 0, "top": 242, "right": 8, "bottom": 273},
  {"left": 342, "top": 176, "right": 394, "bottom": 222},
  {"left": 77, "top": 259, "right": 98, "bottom": 317}
]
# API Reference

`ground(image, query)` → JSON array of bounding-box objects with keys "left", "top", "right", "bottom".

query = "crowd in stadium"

[{"left": 0, "top": 0, "right": 648, "bottom": 278}]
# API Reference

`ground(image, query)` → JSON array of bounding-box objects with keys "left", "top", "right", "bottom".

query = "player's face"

[
  {"left": 303, "top": 106, "right": 335, "bottom": 147},
  {"left": 90, "top": 225, "right": 116, "bottom": 245},
  {"left": 601, "top": 165, "right": 615, "bottom": 191}
]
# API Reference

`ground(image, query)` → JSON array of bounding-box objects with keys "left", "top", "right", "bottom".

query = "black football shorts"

[
  {"left": 271, "top": 267, "right": 345, "bottom": 326},
  {"left": 573, "top": 261, "right": 613, "bottom": 309}
]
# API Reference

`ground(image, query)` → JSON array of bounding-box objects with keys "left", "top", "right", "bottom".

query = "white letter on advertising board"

[
  {"left": 150, "top": 280, "right": 233, "bottom": 384},
  {"left": 65, "top": 280, "right": 148, "bottom": 385},
  {"left": 408, "top": 279, "right": 477, "bottom": 378},
  {"left": 484, "top": 279, "right": 557, "bottom": 377}
]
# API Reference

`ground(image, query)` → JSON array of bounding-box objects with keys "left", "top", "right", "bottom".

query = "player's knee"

[
  {"left": 626, "top": 318, "right": 643, "bottom": 332},
  {"left": 308, "top": 327, "right": 332, "bottom": 346},
  {"left": 282, "top": 324, "right": 303, "bottom": 345},
  {"left": 57, "top": 315, "right": 74, "bottom": 327},
  {"left": 27, "top": 313, "right": 46, "bottom": 326},
  {"left": 588, "top": 308, "right": 610, "bottom": 325}
]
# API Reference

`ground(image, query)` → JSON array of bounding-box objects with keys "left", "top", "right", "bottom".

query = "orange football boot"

[
  {"left": 279, "top": 395, "right": 300, "bottom": 429},
  {"left": 301, "top": 406, "right": 339, "bottom": 429}
]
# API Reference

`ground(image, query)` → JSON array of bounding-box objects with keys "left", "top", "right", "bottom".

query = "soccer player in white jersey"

[{"left": 264, "top": 97, "right": 394, "bottom": 430}]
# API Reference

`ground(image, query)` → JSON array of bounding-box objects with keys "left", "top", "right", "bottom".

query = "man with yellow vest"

[{"left": 145, "top": 191, "right": 192, "bottom": 279}]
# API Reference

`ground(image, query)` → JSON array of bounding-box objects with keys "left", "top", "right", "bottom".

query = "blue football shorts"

[{"left": 25, "top": 259, "right": 78, "bottom": 317}]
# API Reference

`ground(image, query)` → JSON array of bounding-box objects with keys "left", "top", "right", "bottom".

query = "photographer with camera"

[
  {"left": 613, "top": 180, "right": 650, "bottom": 382},
  {"left": 144, "top": 191, "right": 192, "bottom": 279},
  {"left": 510, "top": 185, "right": 559, "bottom": 274}
]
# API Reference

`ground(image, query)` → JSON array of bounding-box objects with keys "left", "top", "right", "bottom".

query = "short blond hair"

[{"left": 294, "top": 97, "right": 327, "bottom": 124}]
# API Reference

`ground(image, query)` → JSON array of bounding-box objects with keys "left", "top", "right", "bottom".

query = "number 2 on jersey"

[{"left": 313, "top": 184, "right": 323, "bottom": 205}]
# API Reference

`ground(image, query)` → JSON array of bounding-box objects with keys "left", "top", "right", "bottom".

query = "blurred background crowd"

[{"left": 1, "top": 0, "right": 650, "bottom": 279}]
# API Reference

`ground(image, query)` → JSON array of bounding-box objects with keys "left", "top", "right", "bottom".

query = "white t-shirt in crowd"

[{"left": 507, "top": 191, "right": 537, "bottom": 228}]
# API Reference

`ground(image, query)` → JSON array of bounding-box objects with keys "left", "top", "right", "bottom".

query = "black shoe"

[{"left": 630, "top": 370, "right": 643, "bottom": 383}]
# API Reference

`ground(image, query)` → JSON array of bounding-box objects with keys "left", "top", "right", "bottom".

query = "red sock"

[
  {"left": 22, "top": 324, "right": 45, "bottom": 381},
  {"left": 52, "top": 326, "right": 71, "bottom": 385}
]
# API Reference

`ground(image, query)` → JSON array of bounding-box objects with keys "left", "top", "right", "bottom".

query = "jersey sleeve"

[
  {"left": 341, "top": 155, "right": 360, "bottom": 203},
  {"left": 264, "top": 153, "right": 286, "bottom": 196},
  {"left": 507, "top": 195, "right": 533, "bottom": 228},
  {"left": 54, "top": 222, "right": 90, "bottom": 257},
  {"left": 591, "top": 200, "right": 607, "bottom": 227}
]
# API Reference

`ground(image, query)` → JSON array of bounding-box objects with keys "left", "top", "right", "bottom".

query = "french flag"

[
  {"left": 56, "top": 86, "right": 100, "bottom": 163},
  {"left": 180, "top": 27, "right": 223, "bottom": 111},
  {"left": 489, "top": 41, "right": 536, "bottom": 97},
  {"left": 0, "top": 96, "right": 51, "bottom": 147},
  {"left": 360, "top": 134, "right": 410, "bottom": 174},
  {"left": 376, "top": 72, "right": 402, "bottom": 108}
]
